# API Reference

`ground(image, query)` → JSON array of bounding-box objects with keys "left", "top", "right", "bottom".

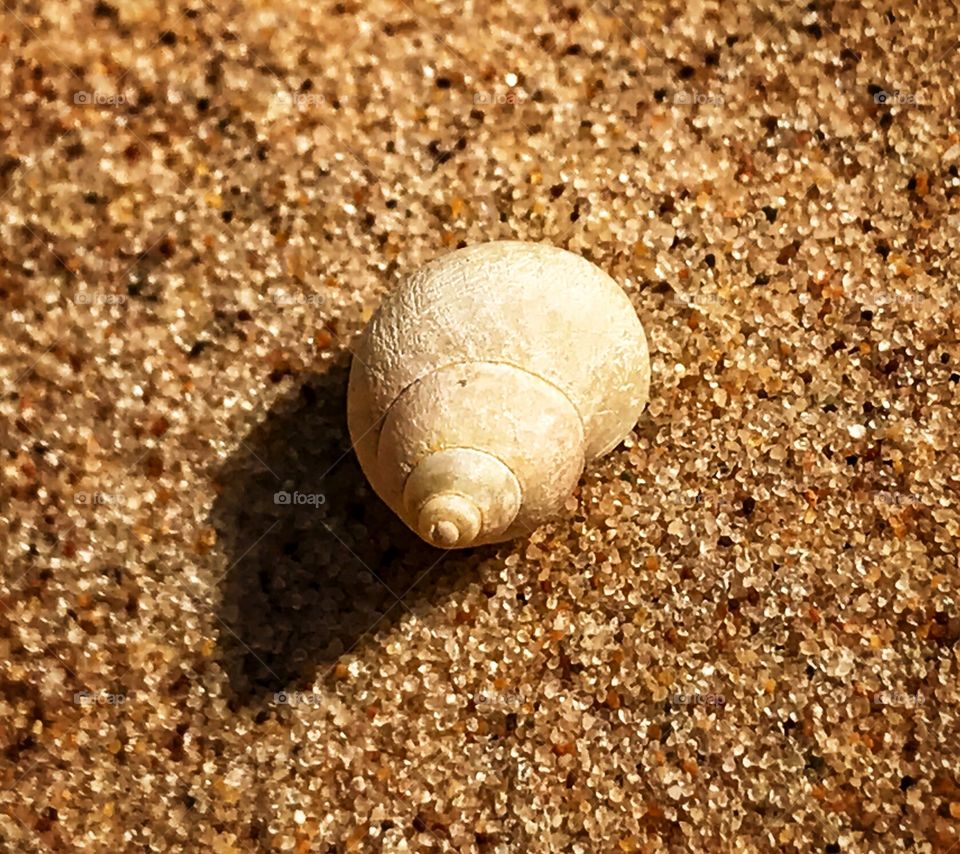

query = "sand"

[{"left": 1, "top": 0, "right": 959, "bottom": 851}]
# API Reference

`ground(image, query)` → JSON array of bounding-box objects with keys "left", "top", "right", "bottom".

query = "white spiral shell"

[{"left": 347, "top": 240, "right": 651, "bottom": 548}]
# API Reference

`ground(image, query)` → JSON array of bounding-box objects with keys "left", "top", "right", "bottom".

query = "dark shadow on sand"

[{"left": 209, "top": 352, "right": 496, "bottom": 706}]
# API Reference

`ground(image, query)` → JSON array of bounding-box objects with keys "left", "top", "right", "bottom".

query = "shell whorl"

[
  {"left": 377, "top": 362, "right": 585, "bottom": 547},
  {"left": 419, "top": 496, "right": 479, "bottom": 548},
  {"left": 403, "top": 447, "right": 521, "bottom": 548}
]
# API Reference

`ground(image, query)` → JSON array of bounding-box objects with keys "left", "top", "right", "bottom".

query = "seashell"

[{"left": 347, "top": 240, "right": 651, "bottom": 548}]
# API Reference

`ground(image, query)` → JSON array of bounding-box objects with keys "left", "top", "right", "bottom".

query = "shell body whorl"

[{"left": 347, "top": 240, "right": 650, "bottom": 548}]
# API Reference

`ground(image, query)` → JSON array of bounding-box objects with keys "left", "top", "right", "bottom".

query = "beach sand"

[{"left": 1, "top": 0, "right": 959, "bottom": 850}]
